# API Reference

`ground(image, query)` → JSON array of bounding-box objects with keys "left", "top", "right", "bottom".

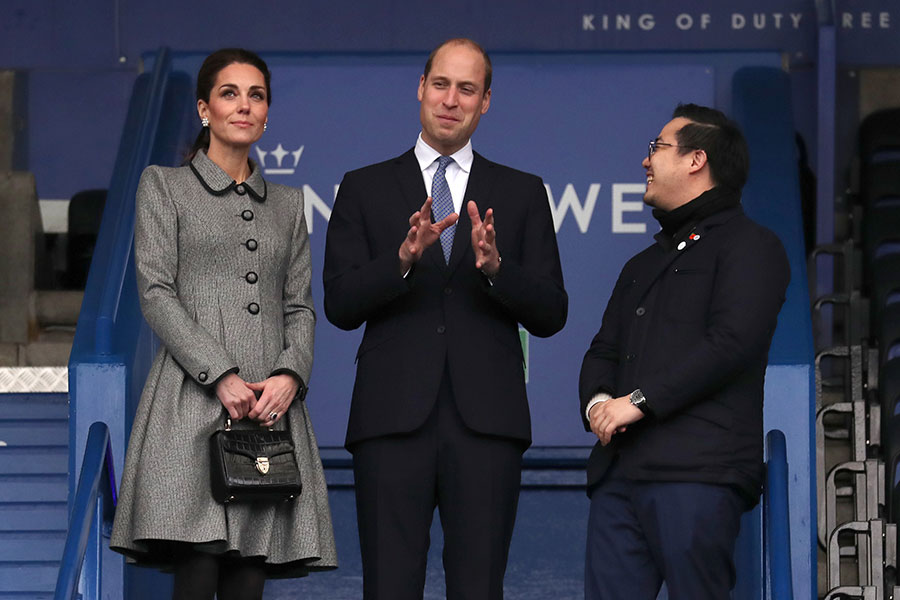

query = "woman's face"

[{"left": 198, "top": 62, "right": 268, "bottom": 152}]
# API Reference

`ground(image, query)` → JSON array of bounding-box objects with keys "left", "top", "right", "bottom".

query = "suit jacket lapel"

[
  {"left": 394, "top": 149, "right": 447, "bottom": 268},
  {"left": 394, "top": 149, "right": 427, "bottom": 217},
  {"left": 446, "top": 152, "right": 497, "bottom": 276}
]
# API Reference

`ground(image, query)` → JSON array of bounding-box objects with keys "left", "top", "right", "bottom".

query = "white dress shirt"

[
  {"left": 406, "top": 134, "right": 496, "bottom": 285},
  {"left": 414, "top": 133, "right": 473, "bottom": 215}
]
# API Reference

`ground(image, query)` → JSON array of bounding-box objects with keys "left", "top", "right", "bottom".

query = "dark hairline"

[
  {"left": 196, "top": 49, "right": 272, "bottom": 106},
  {"left": 670, "top": 103, "right": 749, "bottom": 191}
]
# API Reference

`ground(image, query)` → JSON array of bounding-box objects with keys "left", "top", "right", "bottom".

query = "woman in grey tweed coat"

[{"left": 110, "top": 49, "right": 336, "bottom": 599}]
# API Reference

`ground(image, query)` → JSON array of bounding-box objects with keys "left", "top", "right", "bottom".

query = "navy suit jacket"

[{"left": 324, "top": 149, "right": 567, "bottom": 448}]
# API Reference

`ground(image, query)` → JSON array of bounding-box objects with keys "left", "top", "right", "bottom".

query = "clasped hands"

[
  {"left": 399, "top": 198, "right": 500, "bottom": 276},
  {"left": 215, "top": 372, "right": 298, "bottom": 427},
  {"left": 588, "top": 395, "right": 645, "bottom": 446}
]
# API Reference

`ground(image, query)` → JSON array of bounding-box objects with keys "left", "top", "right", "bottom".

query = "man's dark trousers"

[
  {"left": 352, "top": 363, "right": 523, "bottom": 600},
  {"left": 585, "top": 463, "right": 745, "bottom": 600}
]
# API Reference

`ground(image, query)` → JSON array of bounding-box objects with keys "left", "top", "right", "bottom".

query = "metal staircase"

[{"left": 0, "top": 392, "right": 69, "bottom": 599}]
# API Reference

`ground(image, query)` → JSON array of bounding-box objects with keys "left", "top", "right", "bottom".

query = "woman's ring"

[{"left": 269, "top": 411, "right": 278, "bottom": 421}]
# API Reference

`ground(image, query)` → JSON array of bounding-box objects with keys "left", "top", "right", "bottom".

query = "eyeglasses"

[{"left": 648, "top": 140, "right": 700, "bottom": 161}]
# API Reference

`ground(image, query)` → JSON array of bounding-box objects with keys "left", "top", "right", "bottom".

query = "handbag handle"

[{"left": 224, "top": 416, "right": 278, "bottom": 432}]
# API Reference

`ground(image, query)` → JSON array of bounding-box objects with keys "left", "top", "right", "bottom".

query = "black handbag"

[{"left": 209, "top": 415, "right": 302, "bottom": 504}]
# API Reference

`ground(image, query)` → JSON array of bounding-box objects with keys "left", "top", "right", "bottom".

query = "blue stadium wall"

[{"left": 5, "top": 0, "right": 896, "bottom": 203}]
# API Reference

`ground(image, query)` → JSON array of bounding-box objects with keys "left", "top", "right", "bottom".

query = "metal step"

[
  {"left": 0, "top": 532, "right": 65, "bottom": 561},
  {"left": 0, "top": 504, "right": 67, "bottom": 532},
  {"left": 0, "top": 392, "right": 67, "bottom": 598},
  {"left": 0, "top": 422, "right": 67, "bottom": 448},
  {"left": 0, "top": 448, "right": 67, "bottom": 475},
  {"left": 0, "top": 397, "right": 67, "bottom": 421},
  {"left": 0, "top": 476, "right": 67, "bottom": 503},
  {"left": 0, "top": 564, "right": 58, "bottom": 594}
]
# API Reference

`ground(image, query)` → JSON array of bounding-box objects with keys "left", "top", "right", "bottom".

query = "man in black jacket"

[{"left": 579, "top": 104, "right": 789, "bottom": 600}]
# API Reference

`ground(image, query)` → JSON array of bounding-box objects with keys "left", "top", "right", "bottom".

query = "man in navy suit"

[
  {"left": 323, "top": 38, "right": 567, "bottom": 599},
  {"left": 579, "top": 104, "right": 789, "bottom": 600}
]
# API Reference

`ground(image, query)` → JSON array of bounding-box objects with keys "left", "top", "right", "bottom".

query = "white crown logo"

[{"left": 255, "top": 144, "right": 304, "bottom": 175}]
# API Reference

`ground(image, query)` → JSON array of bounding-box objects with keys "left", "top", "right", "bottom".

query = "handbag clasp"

[{"left": 255, "top": 456, "right": 270, "bottom": 475}]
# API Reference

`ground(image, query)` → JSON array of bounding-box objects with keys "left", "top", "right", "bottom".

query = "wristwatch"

[{"left": 629, "top": 389, "right": 649, "bottom": 415}]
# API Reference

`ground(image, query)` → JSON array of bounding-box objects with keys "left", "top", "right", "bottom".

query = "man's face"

[
  {"left": 418, "top": 43, "right": 491, "bottom": 156},
  {"left": 641, "top": 117, "right": 695, "bottom": 212}
]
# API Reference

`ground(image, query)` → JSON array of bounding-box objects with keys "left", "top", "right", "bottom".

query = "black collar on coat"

[
  {"left": 391, "top": 148, "right": 500, "bottom": 278},
  {"left": 652, "top": 188, "right": 743, "bottom": 253},
  {"left": 189, "top": 149, "right": 268, "bottom": 202},
  {"left": 652, "top": 204, "right": 745, "bottom": 252},
  {"left": 629, "top": 204, "right": 746, "bottom": 308}
]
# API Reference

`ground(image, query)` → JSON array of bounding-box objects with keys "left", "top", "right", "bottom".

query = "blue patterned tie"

[{"left": 431, "top": 156, "right": 456, "bottom": 263}]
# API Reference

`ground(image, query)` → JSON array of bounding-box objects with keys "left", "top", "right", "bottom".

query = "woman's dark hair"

[{"left": 186, "top": 48, "right": 272, "bottom": 162}]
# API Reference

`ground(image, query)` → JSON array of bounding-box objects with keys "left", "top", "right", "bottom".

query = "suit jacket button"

[
  {"left": 198, "top": 371, "right": 208, "bottom": 382},
  {"left": 635, "top": 307, "right": 646, "bottom": 316},
  {"left": 248, "top": 302, "right": 260, "bottom": 315},
  {"left": 626, "top": 354, "right": 635, "bottom": 362},
  {"left": 242, "top": 209, "right": 254, "bottom": 221},
  {"left": 444, "top": 287, "right": 452, "bottom": 295},
  {"left": 246, "top": 271, "right": 258, "bottom": 284},
  {"left": 236, "top": 184, "right": 246, "bottom": 195},
  {"left": 246, "top": 238, "right": 258, "bottom": 251},
  {"left": 437, "top": 325, "right": 446, "bottom": 334}
]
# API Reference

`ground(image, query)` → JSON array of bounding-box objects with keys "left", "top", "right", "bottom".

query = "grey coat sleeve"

[
  {"left": 134, "top": 166, "right": 238, "bottom": 386},
  {"left": 269, "top": 186, "right": 315, "bottom": 387}
]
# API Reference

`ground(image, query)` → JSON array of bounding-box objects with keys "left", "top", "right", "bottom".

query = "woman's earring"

[
  {"left": 263, "top": 121, "right": 267, "bottom": 132},
  {"left": 201, "top": 116, "right": 209, "bottom": 128}
]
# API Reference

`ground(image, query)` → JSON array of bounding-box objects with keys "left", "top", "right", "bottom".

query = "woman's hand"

[
  {"left": 215, "top": 373, "right": 257, "bottom": 420},
  {"left": 247, "top": 374, "right": 300, "bottom": 426}
]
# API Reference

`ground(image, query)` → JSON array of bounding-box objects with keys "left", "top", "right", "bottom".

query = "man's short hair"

[
  {"left": 423, "top": 38, "right": 493, "bottom": 94},
  {"left": 672, "top": 104, "right": 749, "bottom": 192}
]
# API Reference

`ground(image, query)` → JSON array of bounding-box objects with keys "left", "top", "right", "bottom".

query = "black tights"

[{"left": 172, "top": 552, "right": 267, "bottom": 600}]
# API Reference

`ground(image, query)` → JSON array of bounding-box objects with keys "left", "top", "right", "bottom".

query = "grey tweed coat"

[{"left": 110, "top": 150, "right": 337, "bottom": 577}]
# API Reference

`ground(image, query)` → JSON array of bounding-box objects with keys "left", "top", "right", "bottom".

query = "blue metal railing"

[
  {"left": 765, "top": 429, "right": 794, "bottom": 599},
  {"left": 54, "top": 422, "right": 117, "bottom": 600},
  {"left": 94, "top": 47, "right": 172, "bottom": 356},
  {"left": 64, "top": 45, "right": 195, "bottom": 599}
]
